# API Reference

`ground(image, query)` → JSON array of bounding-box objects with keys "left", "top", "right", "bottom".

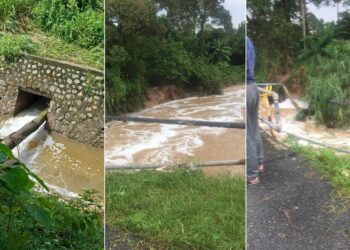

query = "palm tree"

[{"left": 211, "top": 39, "right": 232, "bottom": 62}]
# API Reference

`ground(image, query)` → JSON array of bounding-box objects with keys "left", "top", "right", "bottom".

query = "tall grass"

[
  {"left": 0, "top": 0, "right": 35, "bottom": 32},
  {"left": 106, "top": 170, "right": 245, "bottom": 249},
  {"left": 0, "top": 0, "right": 104, "bottom": 49},
  {"left": 303, "top": 40, "right": 350, "bottom": 127}
]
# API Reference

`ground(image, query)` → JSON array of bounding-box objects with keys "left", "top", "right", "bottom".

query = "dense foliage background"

[
  {"left": 248, "top": 0, "right": 350, "bottom": 127},
  {"left": 0, "top": 0, "right": 104, "bottom": 68},
  {"left": 106, "top": 0, "right": 245, "bottom": 114}
]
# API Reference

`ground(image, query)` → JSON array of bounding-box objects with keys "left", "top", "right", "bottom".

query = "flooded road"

[
  {"left": 105, "top": 85, "right": 246, "bottom": 175},
  {"left": 261, "top": 98, "right": 350, "bottom": 152},
  {"left": 0, "top": 104, "right": 104, "bottom": 197}
]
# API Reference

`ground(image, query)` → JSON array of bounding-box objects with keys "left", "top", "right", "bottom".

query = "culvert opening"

[{"left": 14, "top": 88, "right": 51, "bottom": 116}]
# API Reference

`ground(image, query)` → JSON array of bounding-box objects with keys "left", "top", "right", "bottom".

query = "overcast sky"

[
  {"left": 308, "top": 2, "right": 349, "bottom": 22},
  {"left": 223, "top": 0, "right": 246, "bottom": 28}
]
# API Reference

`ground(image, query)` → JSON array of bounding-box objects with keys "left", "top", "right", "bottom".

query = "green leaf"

[
  {"left": 0, "top": 166, "right": 32, "bottom": 194},
  {"left": 26, "top": 204, "right": 52, "bottom": 228},
  {"left": 36, "top": 197, "right": 54, "bottom": 209},
  {"left": 19, "top": 162, "right": 49, "bottom": 192},
  {"left": 0, "top": 143, "right": 13, "bottom": 158},
  {"left": 0, "top": 152, "right": 8, "bottom": 163},
  {"left": 72, "top": 220, "right": 80, "bottom": 234}
]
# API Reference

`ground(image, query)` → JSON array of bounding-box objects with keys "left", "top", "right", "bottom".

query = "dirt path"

[{"left": 247, "top": 135, "right": 350, "bottom": 250}]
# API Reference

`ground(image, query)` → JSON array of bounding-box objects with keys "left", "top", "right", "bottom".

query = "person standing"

[{"left": 247, "top": 37, "right": 264, "bottom": 185}]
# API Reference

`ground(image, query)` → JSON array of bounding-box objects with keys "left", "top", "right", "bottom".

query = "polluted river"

[
  {"left": 105, "top": 85, "right": 246, "bottom": 175},
  {"left": 260, "top": 96, "right": 350, "bottom": 153},
  {"left": 0, "top": 101, "right": 104, "bottom": 198}
]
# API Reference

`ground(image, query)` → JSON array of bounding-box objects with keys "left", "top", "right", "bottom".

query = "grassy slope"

[
  {"left": 4, "top": 31, "right": 103, "bottom": 70},
  {"left": 106, "top": 170, "right": 245, "bottom": 249}
]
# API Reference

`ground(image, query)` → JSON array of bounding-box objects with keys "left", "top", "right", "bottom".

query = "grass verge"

[
  {"left": 289, "top": 142, "right": 350, "bottom": 198},
  {"left": 106, "top": 170, "right": 245, "bottom": 249}
]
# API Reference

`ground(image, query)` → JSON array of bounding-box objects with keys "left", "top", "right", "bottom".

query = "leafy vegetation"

[
  {"left": 0, "top": 0, "right": 103, "bottom": 68},
  {"left": 33, "top": 0, "right": 103, "bottom": 48},
  {"left": 0, "top": 143, "right": 103, "bottom": 249},
  {"left": 248, "top": 0, "right": 350, "bottom": 127},
  {"left": 0, "top": 32, "right": 37, "bottom": 60},
  {"left": 106, "top": 0, "right": 245, "bottom": 114},
  {"left": 106, "top": 170, "right": 245, "bottom": 249}
]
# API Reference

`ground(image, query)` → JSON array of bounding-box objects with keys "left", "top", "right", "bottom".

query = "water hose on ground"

[{"left": 106, "top": 159, "right": 245, "bottom": 170}]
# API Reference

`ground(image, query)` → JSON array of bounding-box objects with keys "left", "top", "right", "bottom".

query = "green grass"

[
  {"left": 106, "top": 170, "right": 245, "bottom": 249},
  {"left": 289, "top": 143, "right": 350, "bottom": 198},
  {"left": 0, "top": 31, "right": 103, "bottom": 70}
]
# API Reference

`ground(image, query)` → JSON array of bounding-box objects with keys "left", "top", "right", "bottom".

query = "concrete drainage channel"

[{"left": 0, "top": 54, "right": 104, "bottom": 196}]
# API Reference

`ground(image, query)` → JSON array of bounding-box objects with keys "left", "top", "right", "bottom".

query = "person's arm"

[{"left": 247, "top": 37, "right": 256, "bottom": 84}]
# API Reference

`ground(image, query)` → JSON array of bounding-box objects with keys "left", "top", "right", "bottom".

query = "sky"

[
  {"left": 223, "top": 0, "right": 246, "bottom": 28},
  {"left": 308, "top": 2, "right": 349, "bottom": 22}
]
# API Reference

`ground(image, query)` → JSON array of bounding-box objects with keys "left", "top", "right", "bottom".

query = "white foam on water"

[
  {"left": 106, "top": 86, "right": 245, "bottom": 165},
  {"left": 279, "top": 98, "right": 307, "bottom": 110},
  {"left": 264, "top": 98, "right": 350, "bottom": 151},
  {"left": 0, "top": 107, "right": 42, "bottom": 139}
]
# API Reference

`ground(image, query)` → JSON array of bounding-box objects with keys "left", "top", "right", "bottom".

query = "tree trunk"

[
  {"left": 2, "top": 109, "right": 48, "bottom": 149},
  {"left": 300, "top": 0, "right": 308, "bottom": 49}
]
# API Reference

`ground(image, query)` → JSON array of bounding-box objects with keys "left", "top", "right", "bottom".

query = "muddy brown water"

[
  {"left": 106, "top": 85, "right": 246, "bottom": 176},
  {"left": 260, "top": 98, "right": 350, "bottom": 152},
  {"left": 0, "top": 105, "right": 104, "bottom": 197}
]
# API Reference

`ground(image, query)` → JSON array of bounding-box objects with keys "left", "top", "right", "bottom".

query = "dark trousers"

[{"left": 247, "top": 84, "right": 264, "bottom": 178}]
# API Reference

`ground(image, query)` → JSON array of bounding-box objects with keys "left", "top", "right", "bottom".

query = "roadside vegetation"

[
  {"left": 0, "top": 0, "right": 104, "bottom": 69},
  {"left": 106, "top": 0, "right": 245, "bottom": 114},
  {"left": 287, "top": 140, "right": 350, "bottom": 199},
  {"left": 106, "top": 170, "right": 245, "bottom": 249},
  {"left": 0, "top": 143, "right": 103, "bottom": 249},
  {"left": 248, "top": 0, "right": 350, "bottom": 128}
]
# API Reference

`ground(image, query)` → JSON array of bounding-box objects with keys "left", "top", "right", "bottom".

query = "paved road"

[
  {"left": 105, "top": 226, "right": 132, "bottom": 250},
  {"left": 247, "top": 136, "right": 350, "bottom": 250}
]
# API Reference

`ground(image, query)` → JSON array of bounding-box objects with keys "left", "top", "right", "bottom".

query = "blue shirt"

[{"left": 247, "top": 37, "right": 255, "bottom": 84}]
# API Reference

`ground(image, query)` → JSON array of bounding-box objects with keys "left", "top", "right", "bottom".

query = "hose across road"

[{"left": 107, "top": 115, "right": 245, "bottom": 129}]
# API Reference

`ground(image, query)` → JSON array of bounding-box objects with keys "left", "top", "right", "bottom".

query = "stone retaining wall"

[{"left": 0, "top": 54, "right": 104, "bottom": 147}]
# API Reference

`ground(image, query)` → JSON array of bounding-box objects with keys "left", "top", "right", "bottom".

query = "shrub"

[
  {"left": 304, "top": 40, "right": 350, "bottom": 127},
  {"left": 151, "top": 42, "right": 192, "bottom": 84},
  {"left": 0, "top": 143, "right": 103, "bottom": 249},
  {"left": 0, "top": 32, "right": 37, "bottom": 59},
  {"left": 106, "top": 76, "right": 145, "bottom": 115},
  {"left": 33, "top": 0, "right": 103, "bottom": 48},
  {"left": 189, "top": 58, "right": 223, "bottom": 95}
]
